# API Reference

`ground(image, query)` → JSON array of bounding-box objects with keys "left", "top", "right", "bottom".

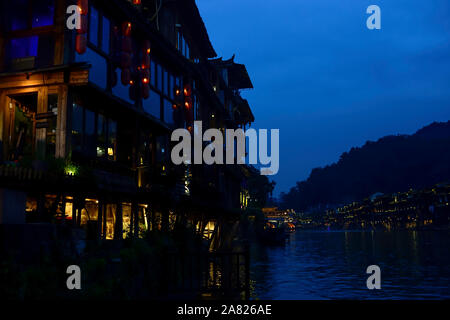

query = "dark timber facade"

[{"left": 0, "top": 0, "right": 260, "bottom": 250}]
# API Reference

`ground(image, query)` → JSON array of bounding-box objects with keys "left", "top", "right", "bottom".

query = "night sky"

[{"left": 197, "top": 0, "right": 450, "bottom": 195}]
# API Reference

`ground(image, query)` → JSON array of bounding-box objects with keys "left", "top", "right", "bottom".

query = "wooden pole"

[
  {"left": 97, "top": 198, "right": 103, "bottom": 241},
  {"left": 115, "top": 202, "right": 123, "bottom": 240}
]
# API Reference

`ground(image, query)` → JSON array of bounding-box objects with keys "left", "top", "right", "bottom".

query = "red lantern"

[
  {"left": 184, "top": 84, "right": 192, "bottom": 97},
  {"left": 141, "top": 54, "right": 150, "bottom": 69},
  {"left": 185, "top": 108, "right": 194, "bottom": 123},
  {"left": 141, "top": 69, "right": 150, "bottom": 82},
  {"left": 133, "top": 0, "right": 141, "bottom": 5},
  {"left": 143, "top": 40, "right": 151, "bottom": 54},
  {"left": 122, "top": 22, "right": 132, "bottom": 37},
  {"left": 76, "top": 15, "right": 88, "bottom": 34},
  {"left": 121, "top": 68, "right": 131, "bottom": 86},
  {"left": 122, "top": 37, "right": 132, "bottom": 53},
  {"left": 129, "top": 84, "right": 137, "bottom": 101},
  {"left": 184, "top": 96, "right": 192, "bottom": 109},
  {"left": 120, "top": 52, "right": 132, "bottom": 69},
  {"left": 174, "top": 85, "right": 181, "bottom": 97},
  {"left": 142, "top": 84, "right": 150, "bottom": 99},
  {"left": 77, "top": 0, "right": 89, "bottom": 15},
  {"left": 75, "top": 34, "right": 87, "bottom": 54}
]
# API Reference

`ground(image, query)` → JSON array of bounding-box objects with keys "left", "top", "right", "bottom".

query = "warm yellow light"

[
  {"left": 65, "top": 164, "right": 78, "bottom": 176},
  {"left": 108, "top": 148, "right": 114, "bottom": 156}
]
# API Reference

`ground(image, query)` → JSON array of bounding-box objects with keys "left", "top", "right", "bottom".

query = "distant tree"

[{"left": 280, "top": 121, "right": 450, "bottom": 211}]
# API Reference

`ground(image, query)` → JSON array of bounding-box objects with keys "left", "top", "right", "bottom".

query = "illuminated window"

[{"left": 72, "top": 103, "right": 117, "bottom": 161}]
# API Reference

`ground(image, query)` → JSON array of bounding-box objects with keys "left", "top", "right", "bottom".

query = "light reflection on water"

[{"left": 250, "top": 230, "right": 450, "bottom": 300}]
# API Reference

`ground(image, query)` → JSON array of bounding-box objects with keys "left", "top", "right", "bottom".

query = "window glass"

[
  {"left": 164, "top": 99, "right": 174, "bottom": 125},
  {"left": 151, "top": 60, "right": 156, "bottom": 87},
  {"left": 112, "top": 69, "right": 135, "bottom": 104},
  {"left": 75, "top": 48, "right": 107, "bottom": 89},
  {"left": 48, "top": 94, "right": 58, "bottom": 113},
  {"left": 10, "top": 0, "right": 28, "bottom": 31},
  {"left": 101, "top": 16, "right": 110, "bottom": 53},
  {"left": 32, "top": 0, "right": 54, "bottom": 28},
  {"left": 10, "top": 37, "right": 38, "bottom": 59},
  {"left": 182, "top": 36, "right": 186, "bottom": 56},
  {"left": 89, "top": 7, "right": 99, "bottom": 46},
  {"left": 177, "top": 31, "right": 182, "bottom": 51},
  {"left": 163, "top": 70, "right": 169, "bottom": 96},
  {"left": 193, "top": 95, "right": 199, "bottom": 121},
  {"left": 157, "top": 64, "right": 163, "bottom": 92},
  {"left": 169, "top": 74, "right": 174, "bottom": 99},
  {"left": 143, "top": 90, "right": 161, "bottom": 119}
]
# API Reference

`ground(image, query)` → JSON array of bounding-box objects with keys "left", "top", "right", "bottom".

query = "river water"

[{"left": 249, "top": 230, "right": 450, "bottom": 299}]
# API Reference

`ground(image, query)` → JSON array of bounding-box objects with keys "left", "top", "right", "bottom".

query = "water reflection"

[{"left": 250, "top": 230, "right": 450, "bottom": 300}]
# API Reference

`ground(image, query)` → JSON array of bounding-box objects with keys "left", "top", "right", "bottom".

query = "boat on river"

[
  {"left": 258, "top": 221, "right": 286, "bottom": 245},
  {"left": 258, "top": 208, "right": 297, "bottom": 245}
]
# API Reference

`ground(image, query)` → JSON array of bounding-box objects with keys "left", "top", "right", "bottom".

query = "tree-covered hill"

[{"left": 281, "top": 121, "right": 450, "bottom": 211}]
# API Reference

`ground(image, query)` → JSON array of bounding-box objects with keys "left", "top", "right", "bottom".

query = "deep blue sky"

[{"left": 196, "top": 0, "right": 450, "bottom": 195}]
